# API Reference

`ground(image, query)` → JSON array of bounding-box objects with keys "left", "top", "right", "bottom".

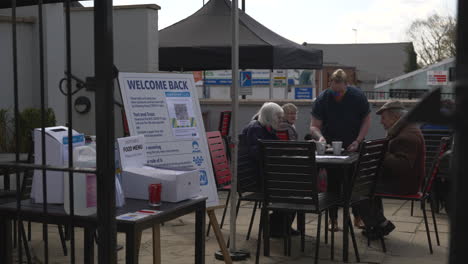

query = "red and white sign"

[{"left": 427, "top": 70, "right": 448, "bottom": 85}]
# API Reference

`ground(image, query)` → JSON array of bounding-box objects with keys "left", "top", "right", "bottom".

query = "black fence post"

[
  {"left": 449, "top": 1, "right": 468, "bottom": 263},
  {"left": 94, "top": 0, "right": 117, "bottom": 263}
]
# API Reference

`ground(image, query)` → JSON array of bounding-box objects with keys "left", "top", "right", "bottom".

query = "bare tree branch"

[{"left": 407, "top": 13, "right": 456, "bottom": 66}]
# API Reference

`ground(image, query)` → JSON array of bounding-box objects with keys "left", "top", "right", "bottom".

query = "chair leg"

[
  {"left": 255, "top": 209, "right": 265, "bottom": 264},
  {"left": 421, "top": 201, "right": 434, "bottom": 254},
  {"left": 315, "top": 213, "right": 322, "bottom": 264},
  {"left": 429, "top": 198, "right": 441, "bottom": 246},
  {"left": 235, "top": 197, "right": 241, "bottom": 219},
  {"left": 20, "top": 223, "right": 32, "bottom": 264},
  {"left": 283, "top": 214, "right": 288, "bottom": 256},
  {"left": 366, "top": 225, "right": 371, "bottom": 247},
  {"left": 219, "top": 190, "right": 231, "bottom": 229},
  {"left": 13, "top": 219, "right": 17, "bottom": 248},
  {"left": 263, "top": 208, "right": 270, "bottom": 257},
  {"left": 27, "top": 221, "right": 31, "bottom": 241},
  {"left": 379, "top": 234, "right": 387, "bottom": 253},
  {"left": 298, "top": 212, "right": 305, "bottom": 252},
  {"left": 331, "top": 213, "right": 335, "bottom": 260},
  {"left": 348, "top": 218, "right": 360, "bottom": 262},
  {"left": 324, "top": 210, "right": 329, "bottom": 244},
  {"left": 246, "top": 201, "right": 258, "bottom": 240},
  {"left": 206, "top": 219, "right": 212, "bottom": 237},
  {"left": 58, "top": 225, "right": 68, "bottom": 256},
  {"left": 411, "top": 201, "right": 414, "bottom": 216},
  {"left": 288, "top": 215, "right": 292, "bottom": 256}
]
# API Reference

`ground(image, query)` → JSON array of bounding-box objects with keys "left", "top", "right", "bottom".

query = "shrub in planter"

[
  {"left": 17, "top": 108, "right": 56, "bottom": 153},
  {"left": 0, "top": 109, "right": 13, "bottom": 152}
]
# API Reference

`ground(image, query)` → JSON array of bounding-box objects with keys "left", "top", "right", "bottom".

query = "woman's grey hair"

[{"left": 257, "top": 102, "right": 284, "bottom": 129}]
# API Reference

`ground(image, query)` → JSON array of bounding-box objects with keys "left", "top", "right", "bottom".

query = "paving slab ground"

[{"left": 14, "top": 194, "right": 450, "bottom": 263}]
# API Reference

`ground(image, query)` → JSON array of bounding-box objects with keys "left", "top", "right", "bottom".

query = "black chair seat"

[
  {"left": 267, "top": 193, "right": 341, "bottom": 213},
  {"left": 241, "top": 192, "right": 263, "bottom": 202}
]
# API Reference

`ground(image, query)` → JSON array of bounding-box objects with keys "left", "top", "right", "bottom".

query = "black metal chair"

[
  {"left": 255, "top": 140, "right": 341, "bottom": 264},
  {"left": 339, "top": 138, "right": 389, "bottom": 260},
  {"left": 376, "top": 137, "right": 451, "bottom": 254},
  {"left": 411, "top": 129, "right": 452, "bottom": 215}
]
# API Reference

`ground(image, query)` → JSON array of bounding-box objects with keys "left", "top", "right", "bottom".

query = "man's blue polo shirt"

[{"left": 311, "top": 86, "right": 370, "bottom": 148}]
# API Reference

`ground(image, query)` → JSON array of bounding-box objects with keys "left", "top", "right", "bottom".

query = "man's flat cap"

[{"left": 376, "top": 101, "right": 405, "bottom": 115}]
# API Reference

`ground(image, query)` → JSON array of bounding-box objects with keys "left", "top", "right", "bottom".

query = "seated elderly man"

[{"left": 359, "top": 101, "right": 426, "bottom": 239}]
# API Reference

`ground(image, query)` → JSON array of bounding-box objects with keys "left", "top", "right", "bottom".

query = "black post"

[
  {"left": 11, "top": 0, "right": 23, "bottom": 262},
  {"left": 449, "top": 1, "right": 468, "bottom": 263},
  {"left": 64, "top": 0, "right": 76, "bottom": 262},
  {"left": 94, "top": 0, "right": 117, "bottom": 263},
  {"left": 242, "top": 0, "right": 245, "bottom": 11}
]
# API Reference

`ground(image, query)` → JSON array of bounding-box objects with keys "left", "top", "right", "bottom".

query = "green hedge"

[{"left": 0, "top": 108, "right": 56, "bottom": 153}]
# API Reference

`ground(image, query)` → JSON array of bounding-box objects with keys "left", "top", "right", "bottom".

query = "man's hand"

[
  {"left": 347, "top": 140, "right": 360, "bottom": 152},
  {"left": 318, "top": 136, "right": 326, "bottom": 143}
]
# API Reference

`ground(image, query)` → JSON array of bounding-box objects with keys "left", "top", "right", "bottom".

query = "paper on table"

[
  {"left": 116, "top": 212, "right": 150, "bottom": 221},
  {"left": 316, "top": 155, "right": 350, "bottom": 159}
]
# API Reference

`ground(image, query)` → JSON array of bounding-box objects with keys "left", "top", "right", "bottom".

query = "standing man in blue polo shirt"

[{"left": 310, "top": 69, "right": 371, "bottom": 230}]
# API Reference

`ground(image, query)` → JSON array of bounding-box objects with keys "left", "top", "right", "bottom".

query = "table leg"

[
  {"left": 0, "top": 217, "right": 13, "bottom": 264},
  {"left": 84, "top": 228, "right": 95, "bottom": 264},
  {"left": 126, "top": 229, "right": 140, "bottom": 264},
  {"left": 195, "top": 203, "right": 206, "bottom": 264},
  {"left": 207, "top": 209, "right": 232, "bottom": 264},
  {"left": 152, "top": 225, "right": 161, "bottom": 264}
]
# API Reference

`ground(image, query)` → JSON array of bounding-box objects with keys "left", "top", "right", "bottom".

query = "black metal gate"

[
  {"left": 1, "top": 0, "right": 467, "bottom": 264},
  {"left": 0, "top": 0, "right": 116, "bottom": 263}
]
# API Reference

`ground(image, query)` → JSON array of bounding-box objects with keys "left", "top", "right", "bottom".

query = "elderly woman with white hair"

[
  {"left": 241, "top": 102, "right": 284, "bottom": 161},
  {"left": 241, "top": 102, "right": 299, "bottom": 237}
]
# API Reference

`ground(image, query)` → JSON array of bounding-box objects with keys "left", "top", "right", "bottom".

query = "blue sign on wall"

[
  {"left": 240, "top": 71, "right": 252, "bottom": 87},
  {"left": 294, "top": 87, "right": 313, "bottom": 99}
]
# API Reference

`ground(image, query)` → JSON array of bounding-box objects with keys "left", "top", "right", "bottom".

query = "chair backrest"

[
  {"left": 421, "top": 129, "right": 452, "bottom": 176},
  {"left": 206, "top": 131, "right": 232, "bottom": 188},
  {"left": 275, "top": 130, "right": 289, "bottom": 141},
  {"left": 218, "top": 111, "right": 232, "bottom": 137},
  {"left": 349, "top": 138, "right": 388, "bottom": 200},
  {"left": 237, "top": 134, "right": 260, "bottom": 193},
  {"left": 423, "top": 137, "right": 451, "bottom": 195},
  {"left": 260, "top": 140, "right": 318, "bottom": 205}
]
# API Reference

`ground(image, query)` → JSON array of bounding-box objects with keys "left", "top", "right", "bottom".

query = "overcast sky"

[{"left": 80, "top": 0, "right": 457, "bottom": 44}]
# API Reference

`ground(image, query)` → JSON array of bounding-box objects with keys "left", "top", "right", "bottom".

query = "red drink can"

[{"left": 148, "top": 183, "right": 162, "bottom": 207}]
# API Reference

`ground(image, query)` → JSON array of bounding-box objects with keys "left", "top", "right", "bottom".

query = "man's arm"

[
  {"left": 309, "top": 116, "right": 326, "bottom": 142},
  {"left": 356, "top": 113, "right": 371, "bottom": 142},
  {"left": 347, "top": 113, "right": 371, "bottom": 151}
]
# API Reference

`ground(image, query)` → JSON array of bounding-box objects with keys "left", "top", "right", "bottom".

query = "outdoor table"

[
  {"left": 316, "top": 152, "right": 359, "bottom": 262},
  {"left": 0, "top": 197, "right": 207, "bottom": 264}
]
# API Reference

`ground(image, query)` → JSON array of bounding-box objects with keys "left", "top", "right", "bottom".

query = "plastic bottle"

[{"left": 64, "top": 145, "right": 97, "bottom": 216}]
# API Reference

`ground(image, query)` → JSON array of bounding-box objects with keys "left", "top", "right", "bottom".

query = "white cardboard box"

[
  {"left": 31, "top": 126, "right": 84, "bottom": 204},
  {"left": 122, "top": 166, "right": 200, "bottom": 203}
]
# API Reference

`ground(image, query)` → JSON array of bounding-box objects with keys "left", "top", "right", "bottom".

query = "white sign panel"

[
  {"left": 118, "top": 72, "right": 219, "bottom": 207},
  {"left": 427, "top": 70, "right": 448, "bottom": 85},
  {"left": 117, "top": 135, "right": 147, "bottom": 169}
]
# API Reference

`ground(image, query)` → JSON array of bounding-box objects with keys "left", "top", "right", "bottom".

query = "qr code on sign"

[{"left": 174, "top": 104, "right": 189, "bottom": 120}]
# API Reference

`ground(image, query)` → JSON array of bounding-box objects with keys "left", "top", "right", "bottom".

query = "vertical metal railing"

[
  {"left": 37, "top": 0, "right": 50, "bottom": 262},
  {"left": 2, "top": 0, "right": 117, "bottom": 263},
  {"left": 64, "top": 0, "right": 76, "bottom": 263},
  {"left": 94, "top": 0, "right": 117, "bottom": 262},
  {"left": 11, "top": 0, "right": 23, "bottom": 263}
]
